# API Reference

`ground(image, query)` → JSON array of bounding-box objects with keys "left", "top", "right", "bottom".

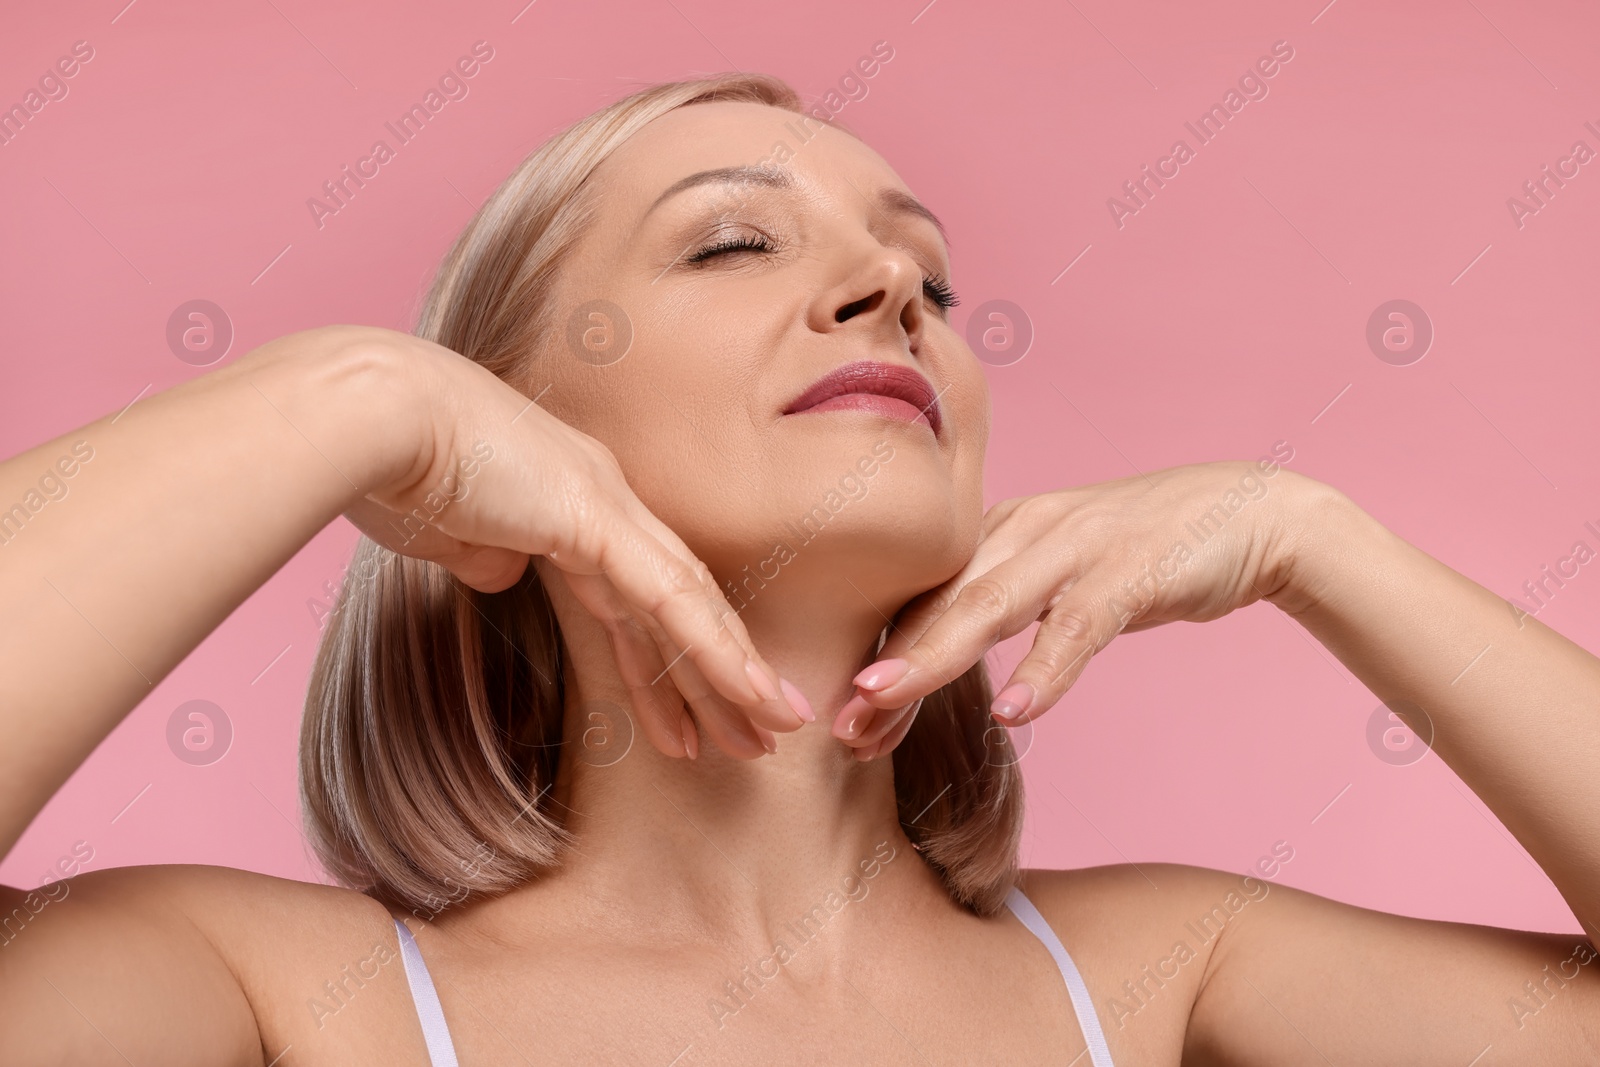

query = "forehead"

[{"left": 592, "top": 100, "right": 909, "bottom": 220}]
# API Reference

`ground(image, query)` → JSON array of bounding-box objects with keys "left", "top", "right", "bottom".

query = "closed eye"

[
  {"left": 686, "top": 234, "right": 774, "bottom": 262},
  {"left": 688, "top": 236, "right": 960, "bottom": 311}
]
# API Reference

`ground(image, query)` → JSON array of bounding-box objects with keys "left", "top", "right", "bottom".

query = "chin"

[{"left": 695, "top": 465, "right": 980, "bottom": 622}]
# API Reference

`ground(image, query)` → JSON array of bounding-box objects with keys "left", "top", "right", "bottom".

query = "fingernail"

[
  {"left": 853, "top": 658, "right": 910, "bottom": 691},
  {"left": 854, "top": 738, "right": 881, "bottom": 762},
  {"left": 680, "top": 715, "right": 699, "bottom": 760},
  {"left": 780, "top": 677, "right": 815, "bottom": 723},
  {"left": 833, "top": 694, "right": 872, "bottom": 740},
  {"left": 759, "top": 730, "right": 778, "bottom": 755},
  {"left": 991, "top": 682, "right": 1034, "bottom": 722},
  {"left": 744, "top": 659, "right": 779, "bottom": 703}
]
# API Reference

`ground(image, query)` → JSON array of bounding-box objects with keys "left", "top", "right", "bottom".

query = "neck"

[{"left": 528, "top": 559, "right": 950, "bottom": 941}]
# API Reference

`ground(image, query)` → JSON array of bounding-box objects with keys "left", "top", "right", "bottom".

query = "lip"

[{"left": 782, "top": 361, "right": 943, "bottom": 436}]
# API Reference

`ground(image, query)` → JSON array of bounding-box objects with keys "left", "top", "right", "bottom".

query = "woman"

[{"left": 1, "top": 72, "right": 1596, "bottom": 1065}]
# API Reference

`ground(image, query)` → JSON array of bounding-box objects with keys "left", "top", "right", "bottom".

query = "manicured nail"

[
  {"left": 991, "top": 682, "right": 1035, "bottom": 722},
  {"left": 853, "top": 658, "right": 910, "bottom": 691},
  {"left": 744, "top": 659, "right": 779, "bottom": 703},
  {"left": 759, "top": 730, "right": 778, "bottom": 755},
  {"left": 833, "top": 694, "right": 872, "bottom": 740},
  {"left": 854, "top": 738, "right": 882, "bottom": 762},
  {"left": 780, "top": 677, "right": 815, "bottom": 723},
  {"left": 680, "top": 714, "right": 699, "bottom": 760}
]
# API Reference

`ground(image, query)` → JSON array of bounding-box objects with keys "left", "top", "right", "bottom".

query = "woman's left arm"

[
  {"left": 1267, "top": 476, "right": 1600, "bottom": 939},
  {"left": 838, "top": 462, "right": 1600, "bottom": 1061}
]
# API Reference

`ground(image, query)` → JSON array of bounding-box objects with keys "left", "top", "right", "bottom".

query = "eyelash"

[{"left": 687, "top": 234, "right": 961, "bottom": 311}]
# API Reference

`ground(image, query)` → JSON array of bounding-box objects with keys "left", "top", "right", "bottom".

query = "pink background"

[{"left": 3, "top": 0, "right": 1596, "bottom": 935}]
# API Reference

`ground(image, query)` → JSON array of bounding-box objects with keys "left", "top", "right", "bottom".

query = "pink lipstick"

[{"left": 783, "top": 361, "right": 942, "bottom": 435}]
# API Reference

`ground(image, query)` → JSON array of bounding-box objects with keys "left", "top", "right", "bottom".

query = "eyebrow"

[{"left": 645, "top": 164, "right": 949, "bottom": 243}]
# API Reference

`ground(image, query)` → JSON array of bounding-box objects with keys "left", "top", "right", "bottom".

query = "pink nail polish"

[
  {"left": 991, "top": 682, "right": 1034, "bottom": 722},
  {"left": 680, "top": 716, "right": 699, "bottom": 760},
  {"left": 833, "top": 694, "right": 872, "bottom": 740},
  {"left": 780, "top": 677, "right": 815, "bottom": 723},
  {"left": 744, "top": 659, "right": 779, "bottom": 703},
  {"left": 853, "top": 658, "right": 910, "bottom": 691}
]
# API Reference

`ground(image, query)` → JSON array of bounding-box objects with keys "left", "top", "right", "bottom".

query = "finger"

[
  {"left": 556, "top": 506, "right": 806, "bottom": 732},
  {"left": 831, "top": 689, "right": 910, "bottom": 748},
  {"left": 560, "top": 571, "right": 690, "bottom": 759},
  {"left": 345, "top": 498, "right": 530, "bottom": 593},
  {"left": 875, "top": 525, "right": 1040, "bottom": 662},
  {"left": 846, "top": 555, "right": 1058, "bottom": 713},
  {"left": 852, "top": 696, "right": 923, "bottom": 752},
  {"left": 565, "top": 571, "right": 769, "bottom": 760},
  {"left": 990, "top": 576, "right": 1129, "bottom": 727},
  {"left": 611, "top": 579, "right": 793, "bottom": 755},
  {"left": 867, "top": 522, "right": 1080, "bottom": 694},
  {"left": 665, "top": 652, "right": 776, "bottom": 760},
  {"left": 552, "top": 550, "right": 780, "bottom": 760},
  {"left": 855, "top": 698, "right": 922, "bottom": 762}
]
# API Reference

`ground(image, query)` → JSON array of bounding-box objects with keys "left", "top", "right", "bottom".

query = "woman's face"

[{"left": 539, "top": 100, "right": 990, "bottom": 614}]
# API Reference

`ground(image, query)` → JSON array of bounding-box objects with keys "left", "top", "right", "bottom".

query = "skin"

[{"left": 1, "top": 99, "right": 1597, "bottom": 1065}]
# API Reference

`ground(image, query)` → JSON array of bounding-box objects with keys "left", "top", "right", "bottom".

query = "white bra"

[{"left": 392, "top": 885, "right": 1115, "bottom": 1066}]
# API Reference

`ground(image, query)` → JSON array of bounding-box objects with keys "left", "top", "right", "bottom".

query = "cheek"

[{"left": 950, "top": 367, "right": 991, "bottom": 510}]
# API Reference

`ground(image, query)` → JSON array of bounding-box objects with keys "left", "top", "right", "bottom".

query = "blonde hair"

[{"left": 300, "top": 72, "right": 1025, "bottom": 920}]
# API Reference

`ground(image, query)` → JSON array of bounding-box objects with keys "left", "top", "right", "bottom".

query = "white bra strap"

[
  {"left": 394, "top": 918, "right": 462, "bottom": 1067},
  {"left": 1005, "top": 887, "right": 1116, "bottom": 1067}
]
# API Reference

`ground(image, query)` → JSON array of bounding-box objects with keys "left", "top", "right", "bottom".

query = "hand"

[
  {"left": 831, "top": 459, "right": 1316, "bottom": 759},
  {"left": 291, "top": 325, "right": 811, "bottom": 763}
]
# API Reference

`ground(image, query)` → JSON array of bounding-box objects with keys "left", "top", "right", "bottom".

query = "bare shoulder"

[
  {"left": 1017, "top": 860, "right": 1274, "bottom": 947},
  {"left": 20, "top": 860, "right": 397, "bottom": 966},
  {"left": 1, "top": 863, "right": 413, "bottom": 1066},
  {"left": 1015, "top": 862, "right": 1284, "bottom": 1060},
  {"left": 1021, "top": 863, "right": 1600, "bottom": 1066}
]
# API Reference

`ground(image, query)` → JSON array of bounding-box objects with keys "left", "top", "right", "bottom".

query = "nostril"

[{"left": 835, "top": 293, "right": 881, "bottom": 323}]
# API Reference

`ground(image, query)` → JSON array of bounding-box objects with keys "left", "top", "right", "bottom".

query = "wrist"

[
  {"left": 1261, "top": 472, "right": 1372, "bottom": 618},
  {"left": 237, "top": 326, "right": 435, "bottom": 503}
]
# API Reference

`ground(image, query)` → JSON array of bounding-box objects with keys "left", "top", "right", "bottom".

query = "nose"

[{"left": 808, "top": 244, "right": 928, "bottom": 356}]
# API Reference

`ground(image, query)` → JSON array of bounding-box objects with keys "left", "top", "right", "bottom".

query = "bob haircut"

[{"left": 300, "top": 71, "right": 1025, "bottom": 921}]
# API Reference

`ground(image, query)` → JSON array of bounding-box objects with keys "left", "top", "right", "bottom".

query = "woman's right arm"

[
  {"left": 1, "top": 326, "right": 802, "bottom": 858},
  {"left": 0, "top": 328, "right": 425, "bottom": 857},
  {"left": 0, "top": 326, "right": 803, "bottom": 1064}
]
